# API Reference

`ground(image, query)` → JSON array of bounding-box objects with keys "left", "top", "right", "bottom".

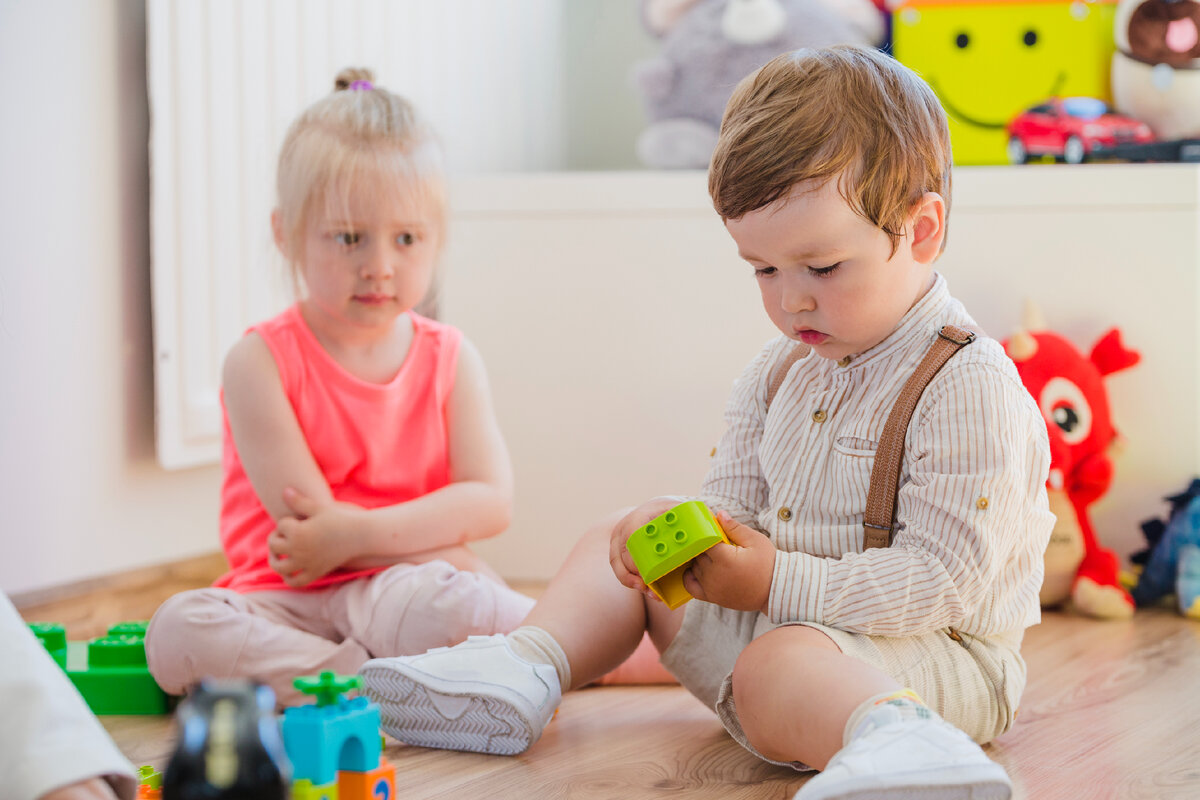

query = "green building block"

[
  {"left": 291, "top": 779, "right": 339, "bottom": 800},
  {"left": 626, "top": 501, "right": 729, "bottom": 610},
  {"left": 30, "top": 622, "right": 67, "bottom": 668},
  {"left": 30, "top": 620, "right": 171, "bottom": 715}
]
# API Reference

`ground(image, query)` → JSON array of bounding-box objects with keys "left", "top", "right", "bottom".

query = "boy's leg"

[
  {"left": 731, "top": 626, "right": 1010, "bottom": 799},
  {"left": 145, "top": 587, "right": 367, "bottom": 706},
  {"left": 359, "top": 508, "right": 686, "bottom": 753}
]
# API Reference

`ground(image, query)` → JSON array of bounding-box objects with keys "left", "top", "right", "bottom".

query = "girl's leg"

[
  {"left": 145, "top": 587, "right": 367, "bottom": 706},
  {"left": 342, "top": 560, "right": 535, "bottom": 658}
]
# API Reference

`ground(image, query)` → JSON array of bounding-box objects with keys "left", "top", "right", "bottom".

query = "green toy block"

[
  {"left": 29, "top": 622, "right": 67, "bottom": 668},
  {"left": 893, "top": 0, "right": 1117, "bottom": 165},
  {"left": 30, "top": 620, "right": 171, "bottom": 715},
  {"left": 136, "top": 765, "right": 162, "bottom": 789},
  {"left": 291, "top": 779, "right": 339, "bottom": 800},
  {"left": 626, "top": 501, "right": 729, "bottom": 610}
]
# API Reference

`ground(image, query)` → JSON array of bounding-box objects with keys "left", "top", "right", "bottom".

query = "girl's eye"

[
  {"left": 754, "top": 266, "right": 777, "bottom": 277},
  {"left": 809, "top": 262, "right": 841, "bottom": 277},
  {"left": 334, "top": 232, "right": 360, "bottom": 246},
  {"left": 397, "top": 232, "right": 415, "bottom": 246}
]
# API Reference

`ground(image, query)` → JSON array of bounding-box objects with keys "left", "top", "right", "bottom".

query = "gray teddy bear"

[{"left": 633, "top": 0, "right": 885, "bottom": 168}]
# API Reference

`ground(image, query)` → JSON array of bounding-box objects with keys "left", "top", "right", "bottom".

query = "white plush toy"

[
  {"left": 633, "top": 0, "right": 886, "bottom": 169},
  {"left": 1112, "top": 0, "right": 1200, "bottom": 140}
]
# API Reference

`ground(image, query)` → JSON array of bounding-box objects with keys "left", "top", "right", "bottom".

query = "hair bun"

[{"left": 334, "top": 68, "right": 376, "bottom": 92}]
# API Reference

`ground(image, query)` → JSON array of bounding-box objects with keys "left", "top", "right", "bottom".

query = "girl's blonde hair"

[
  {"left": 275, "top": 68, "right": 446, "bottom": 283},
  {"left": 709, "top": 46, "right": 952, "bottom": 255}
]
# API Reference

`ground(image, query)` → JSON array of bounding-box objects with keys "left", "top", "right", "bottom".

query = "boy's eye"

[
  {"left": 397, "top": 232, "right": 415, "bottom": 246},
  {"left": 754, "top": 266, "right": 777, "bottom": 277},
  {"left": 809, "top": 263, "right": 841, "bottom": 277},
  {"left": 334, "top": 232, "right": 360, "bottom": 246}
]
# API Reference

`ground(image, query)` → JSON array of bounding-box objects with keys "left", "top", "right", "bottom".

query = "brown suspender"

[{"left": 764, "top": 325, "right": 976, "bottom": 550}]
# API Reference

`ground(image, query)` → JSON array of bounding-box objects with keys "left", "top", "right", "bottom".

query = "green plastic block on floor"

[
  {"left": 30, "top": 620, "right": 171, "bottom": 715},
  {"left": 291, "top": 778, "right": 339, "bottom": 800},
  {"left": 626, "top": 501, "right": 729, "bottom": 610}
]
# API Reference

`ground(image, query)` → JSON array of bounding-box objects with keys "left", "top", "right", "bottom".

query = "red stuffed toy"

[{"left": 1003, "top": 306, "right": 1140, "bottom": 619}]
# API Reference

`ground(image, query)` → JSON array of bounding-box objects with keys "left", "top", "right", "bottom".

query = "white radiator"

[{"left": 147, "top": 0, "right": 567, "bottom": 468}]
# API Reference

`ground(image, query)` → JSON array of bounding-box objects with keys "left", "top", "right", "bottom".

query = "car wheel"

[
  {"left": 1063, "top": 135, "right": 1086, "bottom": 165},
  {"left": 1007, "top": 136, "right": 1028, "bottom": 165}
]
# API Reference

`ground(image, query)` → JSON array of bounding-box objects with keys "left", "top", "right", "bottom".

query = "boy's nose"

[{"left": 781, "top": 283, "right": 815, "bottom": 313}]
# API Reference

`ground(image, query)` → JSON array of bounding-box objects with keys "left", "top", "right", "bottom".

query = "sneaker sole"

[
  {"left": 360, "top": 662, "right": 539, "bottom": 756},
  {"left": 801, "top": 764, "right": 1012, "bottom": 800}
]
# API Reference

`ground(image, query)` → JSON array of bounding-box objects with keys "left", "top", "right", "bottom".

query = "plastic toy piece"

[
  {"left": 626, "top": 501, "right": 729, "bottom": 609},
  {"left": 337, "top": 758, "right": 396, "bottom": 800},
  {"left": 137, "top": 765, "right": 162, "bottom": 789},
  {"left": 291, "top": 779, "right": 338, "bottom": 800},
  {"left": 28, "top": 620, "right": 172, "bottom": 714},
  {"left": 282, "top": 672, "right": 381, "bottom": 786},
  {"left": 162, "top": 679, "right": 290, "bottom": 799},
  {"left": 295, "top": 671, "right": 362, "bottom": 708}
]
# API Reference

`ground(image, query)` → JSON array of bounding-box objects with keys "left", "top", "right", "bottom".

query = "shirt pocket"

[{"left": 825, "top": 435, "right": 878, "bottom": 521}]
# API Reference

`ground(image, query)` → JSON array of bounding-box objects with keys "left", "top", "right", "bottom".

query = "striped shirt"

[{"left": 700, "top": 274, "right": 1054, "bottom": 638}]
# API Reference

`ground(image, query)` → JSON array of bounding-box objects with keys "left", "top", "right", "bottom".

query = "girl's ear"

[
  {"left": 908, "top": 192, "right": 946, "bottom": 265},
  {"left": 270, "top": 209, "right": 289, "bottom": 259}
]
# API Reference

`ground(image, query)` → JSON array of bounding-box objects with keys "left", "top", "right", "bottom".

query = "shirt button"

[
  {"left": 838, "top": 356, "right": 852, "bottom": 367},
  {"left": 812, "top": 409, "right": 828, "bottom": 423},
  {"left": 977, "top": 497, "right": 989, "bottom": 510},
  {"left": 778, "top": 506, "right": 793, "bottom": 521}
]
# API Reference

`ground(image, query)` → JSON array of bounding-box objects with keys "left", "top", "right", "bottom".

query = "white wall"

[{"left": 0, "top": 1, "right": 220, "bottom": 597}]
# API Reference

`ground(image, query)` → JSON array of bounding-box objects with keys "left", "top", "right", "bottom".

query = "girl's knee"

[{"left": 145, "top": 588, "right": 246, "bottom": 693}]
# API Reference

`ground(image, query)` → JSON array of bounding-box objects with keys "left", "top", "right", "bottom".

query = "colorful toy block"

[
  {"left": 336, "top": 758, "right": 395, "bottom": 800},
  {"left": 626, "top": 500, "right": 730, "bottom": 609},
  {"left": 282, "top": 672, "right": 381, "bottom": 787},
  {"left": 29, "top": 620, "right": 171, "bottom": 714},
  {"left": 291, "top": 779, "right": 339, "bottom": 800},
  {"left": 892, "top": 0, "right": 1118, "bottom": 164}
]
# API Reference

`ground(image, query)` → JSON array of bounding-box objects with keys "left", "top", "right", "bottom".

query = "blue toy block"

[{"left": 282, "top": 673, "right": 381, "bottom": 786}]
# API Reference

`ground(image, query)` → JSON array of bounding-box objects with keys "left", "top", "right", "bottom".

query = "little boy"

[{"left": 359, "top": 45, "right": 1053, "bottom": 799}]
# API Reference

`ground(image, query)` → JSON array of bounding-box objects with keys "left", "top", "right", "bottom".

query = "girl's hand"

[
  {"left": 267, "top": 488, "right": 364, "bottom": 587},
  {"left": 608, "top": 496, "right": 689, "bottom": 598},
  {"left": 682, "top": 511, "right": 775, "bottom": 612}
]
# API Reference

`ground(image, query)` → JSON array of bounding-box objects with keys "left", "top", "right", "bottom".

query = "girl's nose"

[{"left": 360, "top": 246, "right": 395, "bottom": 280}]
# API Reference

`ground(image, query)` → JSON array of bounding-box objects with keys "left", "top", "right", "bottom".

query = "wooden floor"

[{"left": 17, "top": 557, "right": 1200, "bottom": 800}]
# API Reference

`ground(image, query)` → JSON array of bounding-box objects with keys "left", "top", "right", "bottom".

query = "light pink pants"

[{"left": 145, "top": 560, "right": 535, "bottom": 706}]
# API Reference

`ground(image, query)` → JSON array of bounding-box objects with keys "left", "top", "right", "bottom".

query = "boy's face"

[{"left": 725, "top": 179, "right": 943, "bottom": 363}]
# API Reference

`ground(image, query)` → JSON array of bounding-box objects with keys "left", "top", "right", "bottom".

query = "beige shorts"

[{"left": 659, "top": 601, "right": 1026, "bottom": 770}]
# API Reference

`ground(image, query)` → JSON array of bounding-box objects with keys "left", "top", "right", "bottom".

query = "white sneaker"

[
  {"left": 359, "top": 634, "right": 562, "bottom": 756},
  {"left": 795, "top": 716, "right": 1013, "bottom": 800}
]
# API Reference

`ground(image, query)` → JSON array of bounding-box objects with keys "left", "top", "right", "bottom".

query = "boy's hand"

[
  {"left": 267, "top": 488, "right": 364, "bottom": 587},
  {"left": 609, "top": 496, "right": 690, "bottom": 597},
  {"left": 682, "top": 511, "right": 775, "bottom": 612}
]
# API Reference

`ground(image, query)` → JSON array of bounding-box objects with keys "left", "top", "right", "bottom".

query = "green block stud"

[
  {"left": 626, "top": 501, "right": 729, "bottom": 609},
  {"left": 29, "top": 622, "right": 68, "bottom": 668}
]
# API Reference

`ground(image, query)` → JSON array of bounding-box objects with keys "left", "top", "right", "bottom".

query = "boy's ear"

[
  {"left": 908, "top": 192, "right": 946, "bottom": 264},
  {"left": 270, "top": 209, "right": 289, "bottom": 259}
]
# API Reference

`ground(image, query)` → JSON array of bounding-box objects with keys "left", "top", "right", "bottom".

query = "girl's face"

[
  {"left": 725, "top": 178, "right": 944, "bottom": 363},
  {"left": 283, "top": 177, "right": 441, "bottom": 337}
]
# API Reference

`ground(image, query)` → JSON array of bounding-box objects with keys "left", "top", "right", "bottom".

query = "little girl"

[{"left": 145, "top": 68, "right": 535, "bottom": 706}]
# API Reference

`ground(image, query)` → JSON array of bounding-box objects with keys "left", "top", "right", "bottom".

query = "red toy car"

[{"left": 1006, "top": 97, "right": 1156, "bottom": 164}]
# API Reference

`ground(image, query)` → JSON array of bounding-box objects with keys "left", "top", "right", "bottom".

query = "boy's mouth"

[{"left": 795, "top": 329, "right": 828, "bottom": 345}]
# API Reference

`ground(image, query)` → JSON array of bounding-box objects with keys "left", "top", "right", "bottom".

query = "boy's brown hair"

[{"left": 709, "top": 45, "right": 952, "bottom": 255}]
